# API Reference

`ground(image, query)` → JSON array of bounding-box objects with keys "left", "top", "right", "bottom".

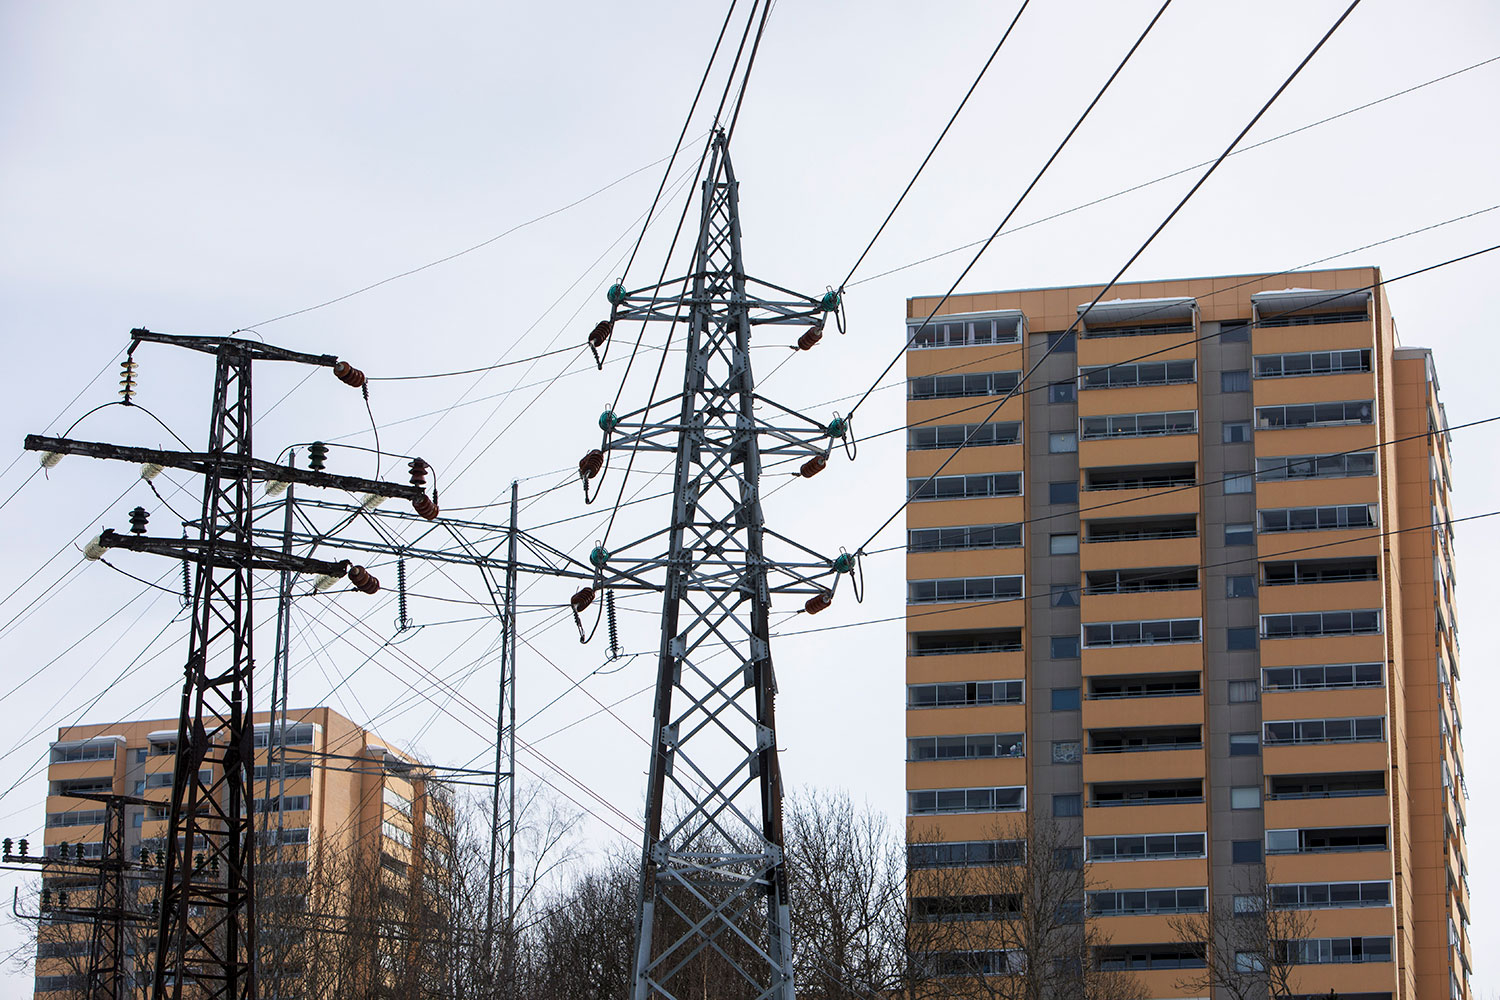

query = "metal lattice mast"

[
  {"left": 151, "top": 339, "right": 259, "bottom": 1000},
  {"left": 588, "top": 130, "right": 846, "bottom": 1000},
  {"left": 82, "top": 795, "right": 134, "bottom": 1000}
]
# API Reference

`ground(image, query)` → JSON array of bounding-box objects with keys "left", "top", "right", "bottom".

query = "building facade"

[
  {"left": 904, "top": 268, "right": 1469, "bottom": 999},
  {"left": 32, "top": 706, "right": 442, "bottom": 998}
]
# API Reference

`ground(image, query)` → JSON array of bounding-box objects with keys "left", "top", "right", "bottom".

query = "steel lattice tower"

[{"left": 591, "top": 130, "right": 846, "bottom": 1000}]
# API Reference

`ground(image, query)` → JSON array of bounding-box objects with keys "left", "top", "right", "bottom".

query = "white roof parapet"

[{"left": 1078, "top": 296, "right": 1197, "bottom": 326}]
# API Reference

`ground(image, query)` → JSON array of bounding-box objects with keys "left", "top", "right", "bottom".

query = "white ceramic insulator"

[
  {"left": 265, "top": 481, "right": 289, "bottom": 497},
  {"left": 140, "top": 463, "right": 164, "bottom": 481},
  {"left": 313, "top": 574, "right": 339, "bottom": 592},
  {"left": 40, "top": 452, "right": 63, "bottom": 469},
  {"left": 83, "top": 536, "right": 106, "bottom": 561},
  {"left": 359, "top": 493, "right": 385, "bottom": 511}
]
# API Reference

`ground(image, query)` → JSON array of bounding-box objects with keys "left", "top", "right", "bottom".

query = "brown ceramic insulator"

[
  {"left": 333, "top": 360, "right": 367, "bottom": 388},
  {"left": 800, "top": 454, "right": 828, "bottom": 478},
  {"left": 348, "top": 565, "right": 380, "bottom": 594},
  {"left": 579, "top": 449, "right": 604, "bottom": 480},
  {"left": 804, "top": 591, "right": 833, "bottom": 615},
  {"left": 408, "top": 458, "right": 430, "bottom": 487},
  {"left": 570, "top": 587, "right": 596, "bottom": 614},
  {"left": 587, "top": 320, "right": 614, "bottom": 348},
  {"left": 797, "top": 323, "right": 824, "bottom": 351},
  {"left": 412, "top": 494, "right": 439, "bottom": 520}
]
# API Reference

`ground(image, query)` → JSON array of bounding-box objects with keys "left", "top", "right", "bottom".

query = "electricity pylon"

[
  {"left": 27, "top": 329, "right": 430, "bottom": 1000},
  {"left": 585, "top": 129, "right": 849, "bottom": 1000}
]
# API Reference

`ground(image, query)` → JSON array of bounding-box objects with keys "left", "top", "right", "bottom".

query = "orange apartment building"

[
  {"left": 904, "top": 268, "right": 1469, "bottom": 999},
  {"left": 32, "top": 706, "right": 440, "bottom": 997}
]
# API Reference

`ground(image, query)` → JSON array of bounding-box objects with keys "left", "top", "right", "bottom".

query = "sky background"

[{"left": 1, "top": 1, "right": 1498, "bottom": 995}]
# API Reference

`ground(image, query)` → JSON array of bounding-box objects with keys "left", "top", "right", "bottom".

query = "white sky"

[{"left": 2, "top": 1, "right": 1498, "bottom": 995}]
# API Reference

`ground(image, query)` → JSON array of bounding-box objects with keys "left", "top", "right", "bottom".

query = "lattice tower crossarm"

[{"left": 592, "top": 131, "right": 844, "bottom": 1000}]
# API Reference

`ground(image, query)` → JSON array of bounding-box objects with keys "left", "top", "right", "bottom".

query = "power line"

[
  {"left": 843, "top": 0, "right": 1176, "bottom": 422},
  {"left": 845, "top": 52, "right": 1500, "bottom": 290},
  {"left": 771, "top": 508, "right": 1493, "bottom": 642},
  {"left": 855, "top": 0, "right": 1366, "bottom": 554},
  {"left": 239, "top": 143, "right": 703, "bottom": 330},
  {"left": 838, "top": 0, "right": 1032, "bottom": 291}
]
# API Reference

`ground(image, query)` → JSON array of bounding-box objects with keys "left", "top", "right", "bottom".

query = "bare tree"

[
  {"left": 1169, "top": 865, "right": 1316, "bottom": 1000},
  {"left": 900, "top": 814, "right": 1146, "bottom": 1000},
  {"left": 784, "top": 789, "right": 905, "bottom": 999}
]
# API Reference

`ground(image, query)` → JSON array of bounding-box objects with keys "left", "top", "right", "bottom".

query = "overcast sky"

[{"left": 2, "top": 1, "right": 1498, "bottom": 995}]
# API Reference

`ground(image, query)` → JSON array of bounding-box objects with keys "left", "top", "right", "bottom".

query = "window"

[
  {"left": 908, "top": 315, "right": 1021, "bottom": 350},
  {"left": 1048, "top": 480, "right": 1078, "bottom": 504},
  {"left": 1261, "top": 610, "right": 1382, "bottom": 639},
  {"left": 1054, "top": 847, "right": 1083, "bottom": 870},
  {"left": 1086, "top": 832, "right": 1205, "bottom": 861},
  {"left": 383, "top": 787, "right": 413, "bottom": 817},
  {"left": 254, "top": 724, "right": 315, "bottom": 749},
  {"left": 1256, "top": 452, "right": 1375, "bottom": 481},
  {"left": 907, "top": 370, "right": 1021, "bottom": 399},
  {"left": 49, "top": 740, "right": 118, "bottom": 764},
  {"left": 1080, "top": 410, "right": 1197, "bottom": 440},
  {"left": 1261, "top": 663, "right": 1382, "bottom": 691},
  {"left": 1225, "top": 523, "right": 1254, "bottom": 546},
  {"left": 908, "top": 576, "right": 1024, "bottom": 604},
  {"left": 1223, "top": 421, "right": 1252, "bottom": 443},
  {"left": 253, "top": 795, "right": 312, "bottom": 814},
  {"left": 1080, "top": 359, "right": 1196, "bottom": 390},
  {"left": 909, "top": 839, "right": 1025, "bottom": 869},
  {"left": 908, "top": 680, "right": 1024, "bottom": 708},
  {"left": 1232, "top": 840, "right": 1261, "bottom": 863},
  {"left": 1233, "top": 894, "right": 1263, "bottom": 915},
  {"left": 1270, "top": 881, "right": 1391, "bottom": 910},
  {"left": 1259, "top": 504, "right": 1376, "bottom": 533},
  {"left": 909, "top": 421, "right": 1021, "bottom": 451},
  {"left": 382, "top": 819, "right": 412, "bottom": 848},
  {"left": 1254, "top": 349, "right": 1371, "bottom": 378},
  {"left": 909, "top": 733, "right": 1024, "bottom": 761},
  {"left": 911, "top": 629, "right": 1023, "bottom": 655},
  {"left": 1227, "top": 575, "right": 1255, "bottom": 598},
  {"left": 1262, "top": 717, "right": 1385, "bottom": 745},
  {"left": 133, "top": 748, "right": 148, "bottom": 764},
  {"left": 1222, "top": 370, "right": 1250, "bottom": 392},
  {"left": 1228, "top": 680, "right": 1259, "bottom": 703},
  {"left": 1049, "top": 381, "right": 1076, "bottom": 403},
  {"left": 908, "top": 472, "right": 1023, "bottom": 500},
  {"left": 46, "top": 810, "right": 109, "bottom": 829},
  {"left": 1260, "top": 307, "right": 1368, "bottom": 329},
  {"left": 1231, "top": 786, "right": 1261, "bottom": 810},
  {"left": 1096, "top": 946, "right": 1203, "bottom": 971},
  {"left": 1053, "top": 794, "right": 1082, "bottom": 817},
  {"left": 1088, "top": 887, "right": 1207, "bottom": 915},
  {"left": 1229, "top": 733, "right": 1259, "bottom": 757},
  {"left": 1085, "top": 463, "right": 1196, "bottom": 490},
  {"left": 1224, "top": 473, "right": 1254, "bottom": 494},
  {"left": 1255, "top": 400, "right": 1373, "bottom": 429},
  {"left": 1235, "top": 952, "right": 1265, "bottom": 974},
  {"left": 1082, "top": 618, "right": 1201, "bottom": 647},
  {"left": 1049, "top": 533, "right": 1078, "bottom": 555},
  {"left": 1052, "top": 741, "right": 1081, "bottom": 763},
  {"left": 908, "top": 523, "right": 1023, "bottom": 552},
  {"left": 1051, "top": 688, "right": 1081, "bottom": 711},
  {"left": 1046, "top": 330, "right": 1076, "bottom": 352},
  {"left": 1086, "top": 515, "right": 1196, "bottom": 542},
  {"left": 1262, "top": 557, "right": 1378, "bottom": 586},
  {"left": 1050, "top": 635, "right": 1080, "bottom": 659},
  {"left": 1219, "top": 320, "right": 1250, "bottom": 342},
  {"left": 1278, "top": 936, "right": 1392, "bottom": 965},
  {"left": 1049, "top": 432, "right": 1077, "bottom": 453},
  {"left": 1271, "top": 826, "right": 1388, "bottom": 854},
  {"left": 908, "top": 786, "right": 1025, "bottom": 815},
  {"left": 1050, "top": 584, "right": 1078, "bottom": 608},
  {"left": 1227, "top": 627, "right": 1257, "bottom": 650}
]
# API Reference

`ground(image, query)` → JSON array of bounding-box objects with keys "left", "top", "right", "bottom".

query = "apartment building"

[
  {"left": 904, "top": 268, "right": 1469, "bottom": 999},
  {"left": 33, "top": 706, "right": 441, "bottom": 997}
]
